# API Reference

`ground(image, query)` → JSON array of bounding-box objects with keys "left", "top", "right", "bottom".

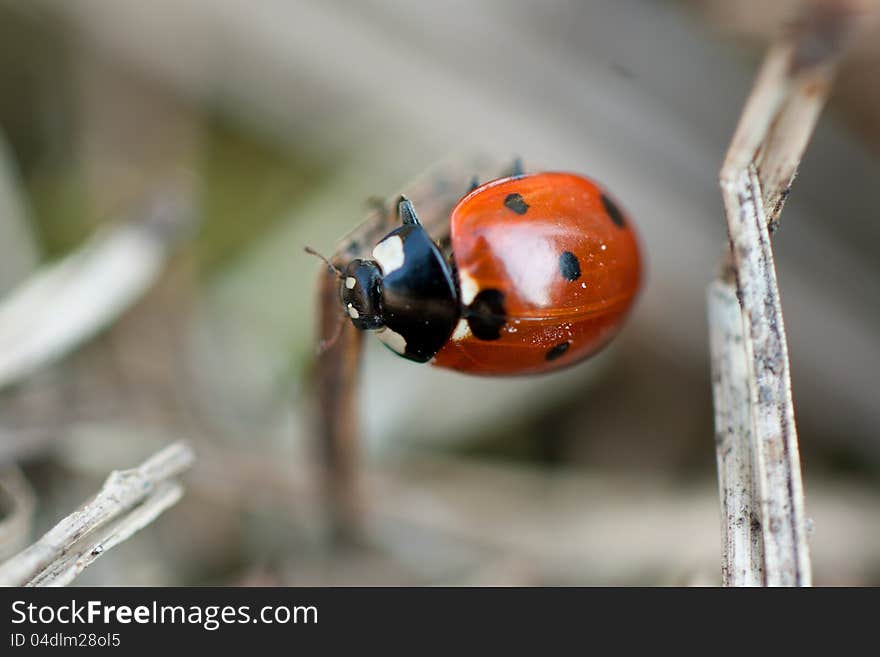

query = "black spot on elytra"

[
  {"left": 601, "top": 193, "right": 626, "bottom": 228},
  {"left": 466, "top": 289, "right": 507, "bottom": 340},
  {"left": 504, "top": 193, "right": 529, "bottom": 215},
  {"left": 559, "top": 251, "right": 581, "bottom": 281},
  {"left": 545, "top": 341, "right": 570, "bottom": 361}
]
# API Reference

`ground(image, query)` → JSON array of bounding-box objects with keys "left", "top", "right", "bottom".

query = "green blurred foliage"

[{"left": 195, "top": 118, "right": 330, "bottom": 276}]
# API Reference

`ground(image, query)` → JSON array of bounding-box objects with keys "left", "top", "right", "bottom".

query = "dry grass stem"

[
  {"left": 711, "top": 1, "right": 869, "bottom": 586},
  {"left": 0, "top": 441, "right": 194, "bottom": 587}
]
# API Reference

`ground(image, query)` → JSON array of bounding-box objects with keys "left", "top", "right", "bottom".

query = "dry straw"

[{"left": 710, "top": 1, "right": 870, "bottom": 586}]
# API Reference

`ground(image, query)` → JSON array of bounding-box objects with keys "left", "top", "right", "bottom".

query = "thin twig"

[
  {"left": 712, "top": 1, "right": 866, "bottom": 586},
  {"left": 0, "top": 441, "right": 195, "bottom": 587},
  {"left": 27, "top": 482, "right": 184, "bottom": 587},
  {"left": 314, "top": 269, "right": 364, "bottom": 544},
  {"left": 708, "top": 279, "right": 763, "bottom": 586}
]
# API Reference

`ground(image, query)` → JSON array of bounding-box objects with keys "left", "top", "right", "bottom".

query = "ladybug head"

[{"left": 340, "top": 259, "right": 384, "bottom": 330}]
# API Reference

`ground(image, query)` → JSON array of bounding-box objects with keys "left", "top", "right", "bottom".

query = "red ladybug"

[{"left": 337, "top": 170, "right": 642, "bottom": 375}]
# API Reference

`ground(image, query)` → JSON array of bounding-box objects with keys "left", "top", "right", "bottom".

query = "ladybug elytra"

[{"left": 336, "top": 171, "right": 642, "bottom": 376}]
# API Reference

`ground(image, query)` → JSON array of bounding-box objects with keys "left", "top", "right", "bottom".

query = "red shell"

[{"left": 432, "top": 172, "right": 643, "bottom": 375}]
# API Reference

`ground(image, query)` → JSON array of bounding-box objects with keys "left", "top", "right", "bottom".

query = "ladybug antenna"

[
  {"left": 317, "top": 312, "right": 347, "bottom": 355},
  {"left": 397, "top": 196, "right": 421, "bottom": 226},
  {"left": 304, "top": 246, "right": 344, "bottom": 278}
]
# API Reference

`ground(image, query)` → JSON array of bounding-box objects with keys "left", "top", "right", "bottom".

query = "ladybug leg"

[
  {"left": 465, "top": 158, "right": 521, "bottom": 196},
  {"left": 365, "top": 195, "right": 388, "bottom": 216},
  {"left": 397, "top": 196, "right": 422, "bottom": 225},
  {"left": 503, "top": 157, "right": 524, "bottom": 178}
]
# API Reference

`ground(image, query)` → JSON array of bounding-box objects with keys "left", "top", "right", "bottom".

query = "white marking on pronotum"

[
  {"left": 372, "top": 235, "right": 405, "bottom": 274},
  {"left": 345, "top": 276, "right": 356, "bottom": 289},
  {"left": 451, "top": 318, "right": 471, "bottom": 341},
  {"left": 347, "top": 303, "right": 360, "bottom": 319},
  {"left": 377, "top": 327, "right": 407, "bottom": 354},
  {"left": 459, "top": 270, "right": 479, "bottom": 305}
]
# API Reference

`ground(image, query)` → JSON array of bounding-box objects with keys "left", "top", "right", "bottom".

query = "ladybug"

[{"left": 336, "top": 170, "right": 642, "bottom": 376}]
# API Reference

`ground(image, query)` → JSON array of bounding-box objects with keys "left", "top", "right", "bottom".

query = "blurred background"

[{"left": 0, "top": 0, "right": 878, "bottom": 585}]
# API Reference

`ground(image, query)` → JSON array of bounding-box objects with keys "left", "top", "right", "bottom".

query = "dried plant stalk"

[
  {"left": 0, "top": 189, "right": 192, "bottom": 390},
  {"left": 711, "top": 1, "right": 866, "bottom": 586},
  {"left": 0, "top": 441, "right": 194, "bottom": 586},
  {"left": 709, "top": 280, "right": 763, "bottom": 586},
  {"left": 27, "top": 482, "right": 184, "bottom": 587},
  {"left": 314, "top": 270, "right": 365, "bottom": 544}
]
